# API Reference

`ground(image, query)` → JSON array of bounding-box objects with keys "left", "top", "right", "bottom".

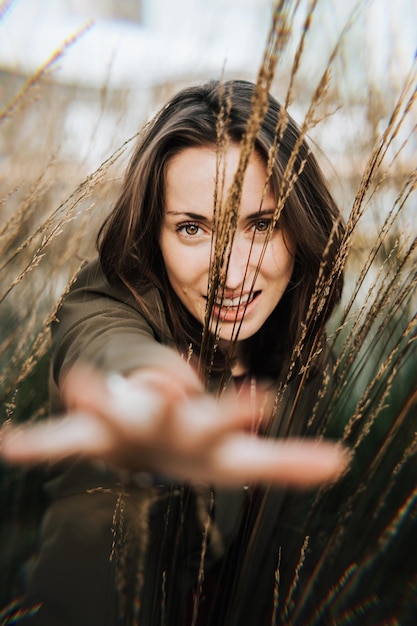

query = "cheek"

[
  {"left": 282, "top": 251, "right": 295, "bottom": 279},
  {"left": 164, "top": 249, "right": 208, "bottom": 293},
  {"left": 270, "top": 234, "right": 295, "bottom": 277},
  {"left": 261, "top": 244, "right": 294, "bottom": 282},
  {"left": 160, "top": 230, "right": 213, "bottom": 297}
]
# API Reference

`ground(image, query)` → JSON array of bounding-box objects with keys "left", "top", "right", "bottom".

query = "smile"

[
  {"left": 215, "top": 291, "right": 257, "bottom": 308},
  {"left": 209, "top": 291, "right": 260, "bottom": 323}
]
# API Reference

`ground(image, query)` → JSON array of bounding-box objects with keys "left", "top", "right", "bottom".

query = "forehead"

[
  {"left": 164, "top": 144, "right": 272, "bottom": 212},
  {"left": 166, "top": 144, "right": 218, "bottom": 183}
]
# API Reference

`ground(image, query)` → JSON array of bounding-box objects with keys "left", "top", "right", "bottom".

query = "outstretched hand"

[{"left": 1, "top": 365, "right": 348, "bottom": 488}]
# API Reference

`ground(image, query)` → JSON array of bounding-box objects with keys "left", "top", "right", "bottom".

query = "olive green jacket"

[
  {"left": 18, "top": 259, "right": 330, "bottom": 625},
  {"left": 50, "top": 259, "right": 180, "bottom": 410},
  {"left": 20, "top": 260, "right": 245, "bottom": 626}
]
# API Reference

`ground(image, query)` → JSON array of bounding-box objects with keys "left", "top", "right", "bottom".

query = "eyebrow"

[
  {"left": 246, "top": 208, "right": 276, "bottom": 220},
  {"left": 165, "top": 211, "right": 210, "bottom": 220},
  {"left": 165, "top": 208, "right": 277, "bottom": 221}
]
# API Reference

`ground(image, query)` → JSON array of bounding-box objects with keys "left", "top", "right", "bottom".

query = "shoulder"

[
  {"left": 58, "top": 258, "right": 170, "bottom": 340},
  {"left": 50, "top": 258, "right": 176, "bottom": 387}
]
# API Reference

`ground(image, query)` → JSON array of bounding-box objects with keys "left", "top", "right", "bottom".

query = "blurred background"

[
  {"left": 0, "top": 0, "right": 416, "bottom": 618},
  {"left": 1, "top": 0, "right": 415, "bottom": 171}
]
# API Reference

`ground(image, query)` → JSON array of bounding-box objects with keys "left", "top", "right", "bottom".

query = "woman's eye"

[
  {"left": 178, "top": 223, "right": 201, "bottom": 236},
  {"left": 254, "top": 219, "right": 271, "bottom": 232}
]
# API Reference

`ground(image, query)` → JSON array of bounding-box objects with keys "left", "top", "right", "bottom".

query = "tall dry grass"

[
  {"left": 196, "top": 4, "right": 417, "bottom": 624},
  {"left": 0, "top": 0, "right": 416, "bottom": 623}
]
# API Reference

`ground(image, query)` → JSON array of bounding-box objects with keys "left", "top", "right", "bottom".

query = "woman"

[{"left": 2, "top": 80, "right": 346, "bottom": 625}]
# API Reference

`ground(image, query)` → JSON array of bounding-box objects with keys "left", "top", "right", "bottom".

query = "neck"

[{"left": 218, "top": 339, "right": 248, "bottom": 377}]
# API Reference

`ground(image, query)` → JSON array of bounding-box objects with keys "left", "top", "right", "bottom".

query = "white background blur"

[{"left": 0, "top": 0, "right": 416, "bottom": 217}]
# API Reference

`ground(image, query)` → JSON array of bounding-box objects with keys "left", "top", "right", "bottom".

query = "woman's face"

[{"left": 160, "top": 144, "right": 295, "bottom": 344}]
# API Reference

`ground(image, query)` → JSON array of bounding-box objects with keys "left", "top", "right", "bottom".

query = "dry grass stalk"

[
  {"left": 199, "top": 3, "right": 416, "bottom": 623},
  {"left": 0, "top": 135, "right": 134, "bottom": 304},
  {"left": 304, "top": 562, "right": 359, "bottom": 626},
  {"left": 200, "top": 0, "right": 293, "bottom": 382},
  {"left": 281, "top": 534, "right": 310, "bottom": 622},
  {"left": 0, "top": 22, "right": 93, "bottom": 126},
  {"left": 270, "top": 548, "right": 282, "bottom": 626},
  {"left": 1, "top": 0, "right": 416, "bottom": 623},
  {"left": 191, "top": 490, "right": 215, "bottom": 626}
]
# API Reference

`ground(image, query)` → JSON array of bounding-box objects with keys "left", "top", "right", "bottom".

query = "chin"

[{"left": 214, "top": 322, "right": 261, "bottom": 343}]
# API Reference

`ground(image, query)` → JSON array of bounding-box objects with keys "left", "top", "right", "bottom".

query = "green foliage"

[{"left": 0, "top": 352, "right": 50, "bottom": 607}]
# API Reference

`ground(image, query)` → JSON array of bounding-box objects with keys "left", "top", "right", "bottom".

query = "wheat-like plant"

[{"left": 1, "top": 0, "right": 416, "bottom": 624}]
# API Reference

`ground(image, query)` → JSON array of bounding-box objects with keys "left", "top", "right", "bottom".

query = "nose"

[{"left": 223, "top": 238, "right": 253, "bottom": 291}]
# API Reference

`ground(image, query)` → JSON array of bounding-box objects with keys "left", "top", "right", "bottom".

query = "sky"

[
  {"left": 0, "top": 0, "right": 415, "bottom": 190},
  {"left": 0, "top": 0, "right": 415, "bottom": 93}
]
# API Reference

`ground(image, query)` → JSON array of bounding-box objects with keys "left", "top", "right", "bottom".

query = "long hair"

[{"left": 98, "top": 79, "right": 344, "bottom": 381}]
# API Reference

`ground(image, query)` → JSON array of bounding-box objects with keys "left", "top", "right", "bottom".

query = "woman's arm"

[
  {"left": 1, "top": 363, "right": 348, "bottom": 487},
  {"left": 1, "top": 261, "right": 348, "bottom": 487}
]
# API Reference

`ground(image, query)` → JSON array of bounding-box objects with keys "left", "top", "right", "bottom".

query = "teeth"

[{"left": 215, "top": 293, "right": 254, "bottom": 307}]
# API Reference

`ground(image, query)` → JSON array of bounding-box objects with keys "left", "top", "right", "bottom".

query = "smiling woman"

[
  {"left": 1, "top": 80, "right": 346, "bottom": 625},
  {"left": 160, "top": 145, "right": 295, "bottom": 351}
]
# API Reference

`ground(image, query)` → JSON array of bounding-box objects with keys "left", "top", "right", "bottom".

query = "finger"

[
  {"left": 127, "top": 364, "right": 203, "bottom": 398},
  {"left": 176, "top": 385, "right": 274, "bottom": 449},
  {"left": 200, "top": 436, "right": 349, "bottom": 487},
  {"left": 218, "top": 384, "right": 275, "bottom": 433},
  {"left": 0, "top": 413, "right": 115, "bottom": 465},
  {"left": 61, "top": 365, "right": 120, "bottom": 412},
  {"left": 61, "top": 367, "right": 163, "bottom": 433},
  {"left": 62, "top": 361, "right": 201, "bottom": 413}
]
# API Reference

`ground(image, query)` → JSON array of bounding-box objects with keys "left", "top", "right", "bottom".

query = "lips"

[{"left": 210, "top": 291, "right": 260, "bottom": 323}]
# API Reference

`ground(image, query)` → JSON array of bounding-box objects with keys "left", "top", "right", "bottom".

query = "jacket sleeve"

[{"left": 51, "top": 259, "right": 177, "bottom": 387}]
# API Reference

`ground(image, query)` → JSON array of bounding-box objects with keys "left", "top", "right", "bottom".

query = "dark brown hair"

[{"left": 98, "top": 80, "right": 344, "bottom": 380}]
